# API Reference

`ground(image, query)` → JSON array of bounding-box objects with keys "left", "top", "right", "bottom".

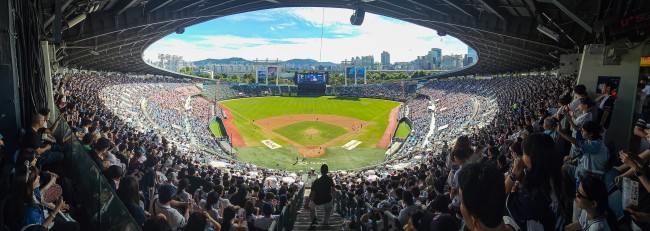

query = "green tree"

[{"left": 243, "top": 73, "right": 255, "bottom": 83}]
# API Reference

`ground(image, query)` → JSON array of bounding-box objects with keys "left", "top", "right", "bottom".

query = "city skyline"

[{"left": 144, "top": 7, "right": 468, "bottom": 63}]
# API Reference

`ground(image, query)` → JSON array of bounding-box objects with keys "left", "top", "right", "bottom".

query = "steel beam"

[
  {"left": 117, "top": 0, "right": 142, "bottom": 15},
  {"left": 439, "top": 0, "right": 476, "bottom": 18},
  {"left": 404, "top": 0, "right": 449, "bottom": 17},
  {"left": 149, "top": 0, "right": 176, "bottom": 13},
  {"left": 540, "top": 0, "right": 592, "bottom": 33},
  {"left": 477, "top": 0, "right": 509, "bottom": 22},
  {"left": 44, "top": 0, "right": 73, "bottom": 29}
]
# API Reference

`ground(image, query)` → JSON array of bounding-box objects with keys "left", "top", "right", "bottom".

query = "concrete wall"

[
  {"left": 558, "top": 54, "right": 582, "bottom": 76},
  {"left": 577, "top": 43, "right": 646, "bottom": 150}
]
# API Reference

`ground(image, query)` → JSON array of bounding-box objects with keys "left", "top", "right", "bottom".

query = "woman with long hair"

[
  {"left": 7, "top": 165, "right": 78, "bottom": 231},
  {"left": 117, "top": 175, "right": 147, "bottom": 228},
  {"left": 565, "top": 176, "right": 616, "bottom": 230},
  {"left": 220, "top": 206, "right": 236, "bottom": 231},
  {"left": 205, "top": 192, "right": 220, "bottom": 221},
  {"left": 220, "top": 206, "right": 247, "bottom": 231},
  {"left": 183, "top": 212, "right": 220, "bottom": 231},
  {"left": 504, "top": 133, "right": 565, "bottom": 230}
]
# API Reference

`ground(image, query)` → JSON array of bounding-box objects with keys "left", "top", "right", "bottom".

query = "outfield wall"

[
  {"left": 210, "top": 117, "right": 229, "bottom": 141},
  {"left": 393, "top": 117, "right": 413, "bottom": 139},
  {"left": 388, "top": 117, "right": 412, "bottom": 156}
]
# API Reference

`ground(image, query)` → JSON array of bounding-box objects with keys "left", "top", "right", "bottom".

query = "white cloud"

[{"left": 144, "top": 7, "right": 468, "bottom": 63}]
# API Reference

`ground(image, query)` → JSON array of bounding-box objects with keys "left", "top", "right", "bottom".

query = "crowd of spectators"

[
  {"left": 6, "top": 70, "right": 650, "bottom": 231},
  {"left": 0, "top": 73, "right": 312, "bottom": 231},
  {"left": 189, "top": 96, "right": 222, "bottom": 150},
  {"left": 328, "top": 82, "right": 418, "bottom": 102},
  {"left": 311, "top": 74, "right": 646, "bottom": 231}
]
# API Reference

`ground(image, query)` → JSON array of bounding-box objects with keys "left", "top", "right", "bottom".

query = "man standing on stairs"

[{"left": 305, "top": 164, "right": 335, "bottom": 227}]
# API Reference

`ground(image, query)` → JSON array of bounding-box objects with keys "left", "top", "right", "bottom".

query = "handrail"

[
  {"left": 279, "top": 185, "right": 305, "bottom": 231},
  {"left": 52, "top": 114, "right": 141, "bottom": 231}
]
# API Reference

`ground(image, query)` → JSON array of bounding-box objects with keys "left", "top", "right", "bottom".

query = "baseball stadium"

[
  {"left": 216, "top": 96, "right": 401, "bottom": 171},
  {"left": 2, "top": 1, "right": 649, "bottom": 231}
]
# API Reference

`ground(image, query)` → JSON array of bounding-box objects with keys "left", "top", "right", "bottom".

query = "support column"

[
  {"left": 354, "top": 67, "right": 357, "bottom": 85},
  {"left": 0, "top": 0, "right": 22, "bottom": 153},
  {"left": 41, "top": 41, "right": 56, "bottom": 118},
  {"left": 577, "top": 43, "right": 646, "bottom": 150}
]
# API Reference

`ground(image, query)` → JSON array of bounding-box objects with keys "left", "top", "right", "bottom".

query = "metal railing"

[{"left": 273, "top": 185, "right": 305, "bottom": 231}]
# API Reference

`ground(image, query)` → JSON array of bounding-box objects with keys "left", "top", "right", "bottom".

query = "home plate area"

[{"left": 342, "top": 140, "right": 362, "bottom": 150}]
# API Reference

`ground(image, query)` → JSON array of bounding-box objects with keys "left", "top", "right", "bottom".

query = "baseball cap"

[
  {"left": 262, "top": 202, "right": 273, "bottom": 215},
  {"left": 158, "top": 184, "right": 177, "bottom": 203}
]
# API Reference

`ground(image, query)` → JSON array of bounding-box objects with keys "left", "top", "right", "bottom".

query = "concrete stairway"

[{"left": 293, "top": 189, "right": 345, "bottom": 231}]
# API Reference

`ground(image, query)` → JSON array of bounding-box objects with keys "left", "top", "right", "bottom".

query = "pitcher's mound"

[{"left": 305, "top": 128, "right": 319, "bottom": 135}]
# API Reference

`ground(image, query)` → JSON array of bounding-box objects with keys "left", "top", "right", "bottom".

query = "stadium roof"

[{"left": 44, "top": 0, "right": 650, "bottom": 78}]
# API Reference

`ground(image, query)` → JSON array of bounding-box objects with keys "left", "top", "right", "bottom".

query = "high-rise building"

[
  {"left": 414, "top": 56, "right": 428, "bottom": 70},
  {"left": 467, "top": 47, "right": 478, "bottom": 65},
  {"left": 351, "top": 55, "right": 375, "bottom": 67},
  {"left": 428, "top": 48, "right": 442, "bottom": 69},
  {"left": 381, "top": 51, "right": 391, "bottom": 66}
]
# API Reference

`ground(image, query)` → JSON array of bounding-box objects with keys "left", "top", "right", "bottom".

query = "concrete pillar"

[
  {"left": 0, "top": 0, "right": 22, "bottom": 153},
  {"left": 41, "top": 41, "right": 56, "bottom": 119},
  {"left": 577, "top": 43, "right": 646, "bottom": 150}
]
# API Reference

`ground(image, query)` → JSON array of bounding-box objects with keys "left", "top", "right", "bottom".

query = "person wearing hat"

[
  {"left": 253, "top": 202, "right": 278, "bottom": 230},
  {"left": 149, "top": 184, "right": 192, "bottom": 230},
  {"left": 304, "top": 164, "right": 335, "bottom": 226}
]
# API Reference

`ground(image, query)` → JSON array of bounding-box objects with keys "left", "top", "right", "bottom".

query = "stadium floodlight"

[
  {"left": 65, "top": 13, "right": 87, "bottom": 30},
  {"left": 537, "top": 25, "right": 560, "bottom": 42}
]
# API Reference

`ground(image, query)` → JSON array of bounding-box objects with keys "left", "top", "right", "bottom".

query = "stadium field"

[
  {"left": 218, "top": 96, "right": 400, "bottom": 170},
  {"left": 273, "top": 121, "right": 348, "bottom": 146},
  {"left": 394, "top": 121, "right": 411, "bottom": 139}
]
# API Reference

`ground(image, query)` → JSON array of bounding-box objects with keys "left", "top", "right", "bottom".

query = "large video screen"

[
  {"left": 295, "top": 72, "right": 328, "bottom": 84},
  {"left": 345, "top": 67, "right": 366, "bottom": 79}
]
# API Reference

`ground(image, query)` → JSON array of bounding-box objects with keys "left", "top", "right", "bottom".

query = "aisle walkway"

[
  {"left": 293, "top": 188, "right": 345, "bottom": 231},
  {"left": 422, "top": 98, "right": 437, "bottom": 148}
]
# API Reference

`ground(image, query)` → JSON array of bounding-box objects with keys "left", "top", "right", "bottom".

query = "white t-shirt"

[
  {"left": 579, "top": 210, "right": 611, "bottom": 231},
  {"left": 150, "top": 200, "right": 186, "bottom": 230},
  {"left": 451, "top": 165, "right": 463, "bottom": 207}
]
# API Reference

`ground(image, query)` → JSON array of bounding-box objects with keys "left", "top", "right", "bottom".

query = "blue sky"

[{"left": 144, "top": 7, "right": 468, "bottom": 63}]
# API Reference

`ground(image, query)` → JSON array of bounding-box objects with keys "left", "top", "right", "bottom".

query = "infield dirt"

[{"left": 254, "top": 114, "right": 365, "bottom": 157}]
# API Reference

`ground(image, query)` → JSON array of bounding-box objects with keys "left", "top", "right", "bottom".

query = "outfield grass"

[
  {"left": 273, "top": 121, "right": 348, "bottom": 146},
  {"left": 221, "top": 96, "right": 400, "bottom": 148},
  {"left": 394, "top": 121, "right": 411, "bottom": 139},
  {"left": 235, "top": 147, "right": 386, "bottom": 171},
  {"left": 209, "top": 121, "right": 223, "bottom": 137}
]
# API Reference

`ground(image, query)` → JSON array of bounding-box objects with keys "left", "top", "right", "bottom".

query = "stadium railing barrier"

[
  {"left": 276, "top": 185, "right": 305, "bottom": 231},
  {"left": 53, "top": 113, "right": 140, "bottom": 231}
]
